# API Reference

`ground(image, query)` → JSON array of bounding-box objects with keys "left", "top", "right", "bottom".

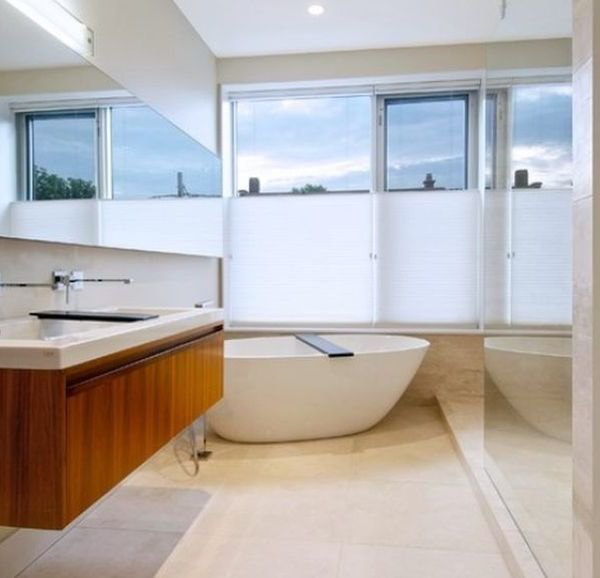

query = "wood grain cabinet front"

[{"left": 0, "top": 326, "right": 224, "bottom": 530}]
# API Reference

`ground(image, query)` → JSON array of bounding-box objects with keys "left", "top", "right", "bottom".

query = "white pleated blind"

[
  {"left": 375, "top": 191, "right": 480, "bottom": 326},
  {"left": 228, "top": 194, "right": 373, "bottom": 325},
  {"left": 484, "top": 190, "right": 511, "bottom": 326},
  {"left": 511, "top": 189, "right": 572, "bottom": 326},
  {"left": 101, "top": 198, "right": 223, "bottom": 257},
  {"left": 10, "top": 200, "right": 100, "bottom": 245}
]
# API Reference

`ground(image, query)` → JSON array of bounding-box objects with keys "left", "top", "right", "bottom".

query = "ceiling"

[
  {"left": 0, "top": 1, "right": 84, "bottom": 72},
  {"left": 174, "top": 0, "right": 572, "bottom": 58}
]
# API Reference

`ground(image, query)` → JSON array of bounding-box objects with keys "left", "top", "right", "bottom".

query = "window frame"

[
  {"left": 380, "top": 92, "right": 474, "bottom": 193},
  {"left": 224, "top": 76, "right": 573, "bottom": 332},
  {"left": 16, "top": 99, "right": 149, "bottom": 202},
  {"left": 19, "top": 108, "right": 102, "bottom": 201},
  {"left": 229, "top": 88, "right": 481, "bottom": 197},
  {"left": 231, "top": 94, "right": 374, "bottom": 196}
]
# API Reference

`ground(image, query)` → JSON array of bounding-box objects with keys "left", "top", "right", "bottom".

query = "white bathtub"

[
  {"left": 484, "top": 336, "right": 572, "bottom": 442},
  {"left": 209, "top": 334, "right": 430, "bottom": 443}
]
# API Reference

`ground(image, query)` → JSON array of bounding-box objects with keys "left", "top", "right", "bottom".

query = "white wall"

[
  {"left": 56, "top": 0, "right": 218, "bottom": 152},
  {"left": 0, "top": 99, "right": 15, "bottom": 236},
  {"left": 218, "top": 38, "right": 572, "bottom": 85},
  {"left": 0, "top": 65, "right": 119, "bottom": 96},
  {"left": 0, "top": 236, "right": 220, "bottom": 319}
]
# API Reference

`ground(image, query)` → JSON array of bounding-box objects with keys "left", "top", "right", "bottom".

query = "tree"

[
  {"left": 33, "top": 166, "right": 96, "bottom": 200},
  {"left": 291, "top": 183, "right": 328, "bottom": 193}
]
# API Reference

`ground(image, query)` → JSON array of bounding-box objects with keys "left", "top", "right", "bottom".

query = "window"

[
  {"left": 20, "top": 104, "right": 221, "bottom": 200},
  {"left": 385, "top": 94, "right": 469, "bottom": 191},
  {"left": 111, "top": 106, "right": 221, "bottom": 199},
  {"left": 25, "top": 111, "right": 98, "bottom": 200},
  {"left": 484, "top": 82, "right": 573, "bottom": 328},
  {"left": 511, "top": 84, "right": 573, "bottom": 189},
  {"left": 228, "top": 78, "right": 573, "bottom": 330},
  {"left": 235, "top": 95, "right": 371, "bottom": 194}
]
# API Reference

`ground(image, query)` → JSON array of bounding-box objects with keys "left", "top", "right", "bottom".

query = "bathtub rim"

[
  {"left": 225, "top": 333, "right": 430, "bottom": 360},
  {"left": 484, "top": 336, "right": 572, "bottom": 359}
]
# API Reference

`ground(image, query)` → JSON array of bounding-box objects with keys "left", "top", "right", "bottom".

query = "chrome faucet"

[
  {"left": 55, "top": 271, "right": 134, "bottom": 305},
  {"left": 0, "top": 270, "right": 133, "bottom": 304}
]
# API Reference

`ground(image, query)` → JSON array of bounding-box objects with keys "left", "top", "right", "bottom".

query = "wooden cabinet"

[{"left": 0, "top": 324, "right": 223, "bottom": 530}]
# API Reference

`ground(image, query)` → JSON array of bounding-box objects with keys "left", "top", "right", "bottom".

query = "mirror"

[
  {"left": 483, "top": 64, "right": 573, "bottom": 578},
  {"left": 0, "top": 0, "right": 222, "bottom": 257}
]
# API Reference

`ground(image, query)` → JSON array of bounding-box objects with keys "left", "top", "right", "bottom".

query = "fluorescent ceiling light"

[
  {"left": 4, "top": 0, "right": 94, "bottom": 58},
  {"left": 307, "top": 4, "right": 325, "bottom": 16}
]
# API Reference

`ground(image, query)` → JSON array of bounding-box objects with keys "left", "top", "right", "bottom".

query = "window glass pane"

[
  {"left": 235, "top": 95, "right": 371, "bottom": 194},
  {"left": 111, "top": 106, "right": 221, "bottom": 199},
  {"left": 386, "top": 95, "right": 468, "bottom": 191},
  {"left": 29, "top": 111, "right": 97, "bottom": 200},
  {"left": 511, "top": 84, "right": 573, "bottom": 189}
]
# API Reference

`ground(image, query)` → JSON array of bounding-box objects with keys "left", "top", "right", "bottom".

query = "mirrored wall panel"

[
  {"left": 483, "top": 76, "right": 573, "bottom": 578},
  {"left": 0, "top": 0, "right": 222, "bottom": 257}
]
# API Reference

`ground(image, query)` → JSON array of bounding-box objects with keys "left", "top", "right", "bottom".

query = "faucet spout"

[{"left": 76, "top": 278, "right": 133, "bottom": 284}]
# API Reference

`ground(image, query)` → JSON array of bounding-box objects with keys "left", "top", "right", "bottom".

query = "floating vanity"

[{"left": 0, "top": 307, "right": 223, "bottom": 530}]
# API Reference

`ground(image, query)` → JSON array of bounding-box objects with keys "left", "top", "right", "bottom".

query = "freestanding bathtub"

[
  {"left": 484, "top": 336, "right": 572, "bottom": 442},
  {"left": 209, "top": 334, "right": 430, "bottom": 443}
]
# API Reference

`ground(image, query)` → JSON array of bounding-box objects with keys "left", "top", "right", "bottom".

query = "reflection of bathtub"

[
  {"left": 484, "top": 337, "right": 572, "bottom": 442},
  {"left": 209, "top": 334, "right": 429, "bottom": 443}
]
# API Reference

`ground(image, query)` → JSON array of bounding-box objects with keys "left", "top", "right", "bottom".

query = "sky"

[
  {"left": 33, "top": 106, "right": 221, "bottom": 199},
  {"left": 236, "top": 86, "right": 573, "bottom": 193},
  {"left": 511, "top": 85, "right": 573, "bottom": 189}
]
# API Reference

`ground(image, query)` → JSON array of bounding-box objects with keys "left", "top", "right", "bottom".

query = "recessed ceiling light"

[{"left": 307, "top": 4, "right": 325, "bottom": 16}]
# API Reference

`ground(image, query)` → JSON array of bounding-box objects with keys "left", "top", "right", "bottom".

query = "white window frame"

[
  {"left": 15, "top": 97, "right": 143, "bottom": 201},
  {"left": 231, "top": 92, "right": 374, "bottom": 196},
  {"left": 376, "top": 90, "right": 480, "bottom": 193}
]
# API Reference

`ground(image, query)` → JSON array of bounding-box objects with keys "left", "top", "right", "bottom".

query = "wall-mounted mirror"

[
  {"left": 482, "top": 62, "right": 573, "bottom": 578},
  {"left": 0, "top": 0, "right": 222, "bottom": 257}
]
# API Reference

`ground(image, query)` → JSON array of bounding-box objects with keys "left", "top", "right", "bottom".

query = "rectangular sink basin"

[
  {"left": 0, "top": 307, "right": 223, "bottom": 370},
  {"left": 0, "top": 318, "right": 121, "bottom": 341}
]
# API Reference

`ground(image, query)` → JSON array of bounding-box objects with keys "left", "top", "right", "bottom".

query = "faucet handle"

[{"left": 52, "top": 270, "right": 68, "bottom": 291}]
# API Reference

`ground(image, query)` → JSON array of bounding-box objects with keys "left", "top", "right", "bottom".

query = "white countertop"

[{"left": 0, "top": 307, "right": 223, "bottom": 370}]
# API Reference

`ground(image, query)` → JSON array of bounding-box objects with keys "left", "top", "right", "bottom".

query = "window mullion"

[
  {"left": 97, "top": 107, "right": 113, "bottom": 200},
  {"left": 375, "top": 96, "right": 386, "bottom": 192}
]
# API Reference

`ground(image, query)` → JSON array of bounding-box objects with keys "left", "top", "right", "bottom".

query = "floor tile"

[
  {"left": 351, "top": 435, "right": 470, "bottom": 485},
  {"left": 19, "top": 528, "right": 181, "bottom": 578},
  {"left": 338, "top": 543, "right": 511, "bottom": 578},
  {"left": 78, "top": 486, "right": 210, "bottom": 533},
  {"left": 157, "top": 536, "right": 340, "bottom": 578},
  {"left": 341, "top": 480, "right": 500, "bottom": 553}
]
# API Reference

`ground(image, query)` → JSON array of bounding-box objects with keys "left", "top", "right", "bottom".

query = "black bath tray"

[{"left": 30, "top": 310, "right": 159, "bottom": 323}]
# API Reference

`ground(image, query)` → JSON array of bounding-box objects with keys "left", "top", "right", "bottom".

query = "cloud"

[
  {"left": 237, "top": 153, "right": 370, "bottom": 191},
  {"left": 511, "top": 144, "right": 572, "bottom": 188}
]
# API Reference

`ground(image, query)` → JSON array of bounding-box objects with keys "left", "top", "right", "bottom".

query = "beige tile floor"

[
  {"left": 146, "top": 401, "right": 512, "bottom": 578},
  {"left": 13, "top": 487, "right": 210, "bottom": 578},
  {"left": 11, "top": 400, "right": 512, "bottom": 578}
]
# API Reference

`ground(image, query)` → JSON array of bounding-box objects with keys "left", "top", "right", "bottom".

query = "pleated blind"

[
  {"left": 227, "top": 194, "right": 373, "bottom": 325},
  {"left": 510, "top": 189, "right": 572, "bottom": 326},
  {"left": 375, "top": 190, "right": 480, "bottom": 326}
]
